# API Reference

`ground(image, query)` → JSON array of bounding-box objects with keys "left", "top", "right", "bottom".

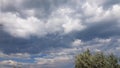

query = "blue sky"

[{"left": 0, "top": 0, "right": 120, "bottom": 68}]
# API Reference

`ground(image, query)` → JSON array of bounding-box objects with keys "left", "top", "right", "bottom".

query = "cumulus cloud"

[
  {"left": 1, "top": 12, "right": 45, "bottom": 38},
  {"left": 72, "top": 39, "right": 83, "bottom": 47},
  {"left": 1, "top": 0, "right": 120, "bottom": 68},
  {"left": 85, "top": 4, "right": 120, "bottom": 23},
  {"left": 1, "top": 0, "right": 120, "bottom": 38},
  {"left": 1, "top": 6, "right": 86, "bottom": 38}
]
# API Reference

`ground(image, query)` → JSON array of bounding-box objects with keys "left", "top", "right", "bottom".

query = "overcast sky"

[{"left": 0, "top": 0, "right": 120, "bottom": 68}]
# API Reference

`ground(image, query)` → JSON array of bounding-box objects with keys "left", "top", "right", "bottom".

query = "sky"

[{"left": 0, "top": 0, "right": 120, "bottom": 68}]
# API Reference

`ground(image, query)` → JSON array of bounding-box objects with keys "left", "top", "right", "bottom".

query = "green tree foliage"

[{"left": 75, "top": 50, "right": 120, "bottom": 68}]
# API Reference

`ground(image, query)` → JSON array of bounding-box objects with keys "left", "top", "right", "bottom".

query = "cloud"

[
  {"left": 72, "top": 39, "right": 83, "bottom": 47},
  {"left": 0, "top": 51, "right": 30, "bottom": 59},
  {"left": 1, "top": 0, "right": 120, "bottom": 38},
  {"left": 1, "top": 12, "right": 45, "bottom": 38},
  {"left": 84, "top": 4, "right": 120, "bottom": 23},
  {"left": 35, "top": 56, "right": 71, "bottom": 65},
  {"left": 1, "top": 0, "right": 120, "bottom": 68},
  {"left": 0, "top": 60, "right": 18, "bottom": 66},
  {"left": 1, "top": 0, "right": 120, "bottom": 55},
  {"left": 1, "top": 7, "right": 85, "bottom": 38},
  {"left": 0, "top": 37, "right": 120, "bottom": 68}
]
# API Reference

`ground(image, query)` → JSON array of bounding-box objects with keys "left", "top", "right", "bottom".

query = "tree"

[{"left": 75, "top": 50, "right": 120, "bottom": 68}]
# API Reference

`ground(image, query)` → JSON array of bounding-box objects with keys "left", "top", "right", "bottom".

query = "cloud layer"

[{"left": 0, "top": 0, "right": 120, "bottom": 68}]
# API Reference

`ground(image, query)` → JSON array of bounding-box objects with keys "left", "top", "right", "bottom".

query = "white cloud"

[
  {"left": 62, "top": 19, "right": 85, "bottom": 34},
  {"left": 84, "top": 3, "right": 120, "bottom": 23},
  {"left": 94, "top": 38, "right": 111, "bottom": 43},
  {"left": 0, "top": 60, "right": 19, "bottom": 66},
  {"left": 35, "top": 56, "right": 71, "bottom": 65},
  {"left": 72, "top": 39, "right": 83, "bottom": 47},
  {"left": 1, "top": 12, "right": 46, "bottom": 38},
  {"left": 1, "top": 7, "right": 85, "bottom": 38},
  {"left": 111, "top": 5, "right": 120, "bottom": 19},
  {"left": 47, "top": 7, "right": 86, "bottom": 34},
  {"left": 71, "top": 37, "right": 120, "bottom": 54},
  {"left": 82, "top": 2, "right": 102, "bottom": 17},
  {"left": 1, "top": 0, "right": 120, "bottom": 38},
  {"left": 0, "top": 60, "right": 28, "bottom": 68},
  {"left": 0, "top": 51, "right": 30, "bottom": 59}
]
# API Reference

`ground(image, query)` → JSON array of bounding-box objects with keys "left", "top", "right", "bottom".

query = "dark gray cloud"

[
  {"left": 1, "top": 0, "right": 70, "bottom": 18},
  {"left": 75, "top": 21, "right": 120, "bottom": 41},
  {"left": 0, "top": 29, "right": 31, "bottom": 54},
  {"left": 0, "top": 28, "right": 74, "bottom": 54},
  {"left": 103, "top": 0, "right": 120, "bottom": 9}
]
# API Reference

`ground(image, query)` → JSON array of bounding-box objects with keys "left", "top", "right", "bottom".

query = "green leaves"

[{"left": 75, "top": 50, "right": 120, "bottom": 68}]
